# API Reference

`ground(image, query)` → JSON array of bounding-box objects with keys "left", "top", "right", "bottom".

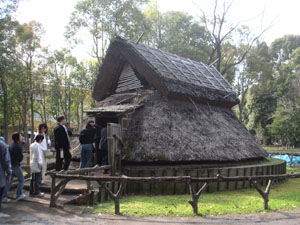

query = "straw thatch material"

[
  {"left": 88, "top": 38, "right": 267, "bottom": 163},
  {"left": 122, "top": 91, "right": 267, "bottom": 163},
  {"left": 93, "top": 37, "right": 239, "bottom": 107}
]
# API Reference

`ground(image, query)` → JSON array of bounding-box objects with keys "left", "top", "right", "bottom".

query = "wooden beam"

[
  {"left": 52, "top": 174, "right": 191, "bottom": 183},
  {"left": 48, "top": 165, "right": 111, "bottom": 177}
]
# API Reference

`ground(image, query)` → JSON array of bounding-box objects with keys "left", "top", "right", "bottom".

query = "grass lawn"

[
  {"left": 264, "top": 146, "right": 300, "bottom": 153},
  {"left": 91, "top": 167, "right": 300, "bottom": 217}
]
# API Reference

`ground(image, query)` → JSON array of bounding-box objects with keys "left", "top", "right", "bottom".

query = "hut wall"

[
  {"left": 123, "top": 92, "right": 267, "bottom": 162},
  {"left": 122, "top": 159, "right": 286, "bottom": 194}
]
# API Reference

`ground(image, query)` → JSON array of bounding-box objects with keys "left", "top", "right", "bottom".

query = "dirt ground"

[{"left": 1, "top": 194, "right": 300, "bottom": 225}]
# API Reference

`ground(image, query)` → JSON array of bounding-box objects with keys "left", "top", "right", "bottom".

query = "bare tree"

[{"left": 193, "top": 0, "right": 271, "bottom": 77}]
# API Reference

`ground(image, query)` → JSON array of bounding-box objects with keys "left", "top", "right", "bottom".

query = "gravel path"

[{"left": 1, "top": 196, "right": 300, "bottom": 225}]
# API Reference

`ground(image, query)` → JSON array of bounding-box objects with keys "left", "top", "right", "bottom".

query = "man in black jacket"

[
  {"left": 79, "top": 120, "right": 101, "bottom": 168},
  {"left": 54, "top": 116, "right": 72, "bottom": 171}
]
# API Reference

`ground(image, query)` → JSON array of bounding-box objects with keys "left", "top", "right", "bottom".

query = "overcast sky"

[{"left": 16, "top": 0, "right": 300, "bottom": 61}]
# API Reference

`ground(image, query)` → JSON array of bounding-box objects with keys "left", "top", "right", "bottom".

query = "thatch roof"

[
  {"left": 93, "top": 37, "right": 239, "bottom": 107},
  {"left": 88, "top": 38, "right": 267, "bottom": 163},
  {"left": 121, "top": 91, "right": 267, "bottom": 163}
]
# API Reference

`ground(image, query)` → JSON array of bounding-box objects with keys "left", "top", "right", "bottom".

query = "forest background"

[{"left": 1, "top": 0, "right": 299, "bottom": 149}]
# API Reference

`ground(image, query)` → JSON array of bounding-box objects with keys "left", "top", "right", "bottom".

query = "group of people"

[
  {"left": 53, "top": 116, "right": 108, "bottom": 171},
  {"left": 0, "top": 115, "right": 108, "bottom": 211},
  {"left": 78, "top": 120, "right": 107, "bottom": 169},
  {"left": 0, "top": 123, "right": 48, "bottom": 211}
]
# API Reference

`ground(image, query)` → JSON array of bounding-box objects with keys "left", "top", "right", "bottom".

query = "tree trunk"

[
  {"left": 29, "top": 59, "right": 35, "bottom": 144},
  {"left": 42, "top": 82, "right": 47, "bottom": 123},
  {"left": 80, "top": 99, "right": 84, "bottom": 125},
  {"left": 216, "top": 42, "right": 221, "bottom": 72},
  {"left": 238, "top": 103, "right": 243, "bottom": 122},
  {"left": 1, "top": 79, "right": 8, "bottom": 142},
  {"left": 23, "top": 108, "right": 29, "bottom": 152}
]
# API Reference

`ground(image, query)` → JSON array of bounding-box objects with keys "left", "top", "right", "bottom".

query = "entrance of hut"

[
  {"left": 85, "top": 104, "right": 142, "bottom": 174},
  {"left": 94, "top": 116, "right": 124, "bottom": 175}
]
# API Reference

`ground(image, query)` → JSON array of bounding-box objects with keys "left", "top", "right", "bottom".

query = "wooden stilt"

[
  {"left": 188, "top": 182, "right": 208, "bottom": 215},
  {"left": 49, "top": 175, "right": 56, "bottom": 207},
  {"left": 97, "top": 181, "right": 125, "bottom": 215},
  {"left": 252, "top": 179, "right": 273, "bottom": 209}
]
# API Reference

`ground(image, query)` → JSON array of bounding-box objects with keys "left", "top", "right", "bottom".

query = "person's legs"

[
  {"left": 55, "top": 148, "right": 62, "bottom": 171},
  {"left": 86, "top": 144, "right": 93, "bottom": 168},
  {"left": 102, "top": 147, "right": 108, "bottom": 165},
  {"left": 42, "top": 157, "right": 47, "bottom": 182},
  {"left": 34, "top": 171, "right": 42, "bottom": 194},
  {"left": 63, "top": 149, "right": 71, "bottom": 170},
  {"left": 2, "top": 173, "right": 13, "bottom": 199},
  {"left": 80, "top": 145, "right": 86, "bottom": 169},
  {"left": 30, "top": 173, "right": 35, "bottom": 195},
  {"left": 0, "top": 186, "right": 4, "bottom": 210},
  {"left": 13, "top": 166, "right": 24, "bottom": 198}
]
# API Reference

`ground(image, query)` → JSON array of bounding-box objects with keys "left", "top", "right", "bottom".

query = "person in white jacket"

[
  {"left": 29, "top": 134, "right": 45, "bottom": 198},
  {"left": 37, "top": 123, "right": 49, "bottom": 184}
]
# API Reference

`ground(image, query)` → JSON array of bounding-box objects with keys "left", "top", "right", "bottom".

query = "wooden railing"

[{"left": 48, "top": 166, "right": 300, "bottom": 215}]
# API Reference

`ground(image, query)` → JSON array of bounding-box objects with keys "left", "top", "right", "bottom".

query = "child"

[
  {"left": 29, "top": 134, "right": 45, "bottom": 197},
  {"left": 37, "top": 123, "right": 49, "bottom": 184}
]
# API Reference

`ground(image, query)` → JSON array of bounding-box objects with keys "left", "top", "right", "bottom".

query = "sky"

[{"left": 16, "top": 0, "right": 300, "bottom": 61}]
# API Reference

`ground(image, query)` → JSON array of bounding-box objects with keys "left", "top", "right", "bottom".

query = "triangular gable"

[
  {"left": 115, "top": 63, "right": 144, "bottom": 93},
  {"left": 93, "top": 37, "right": 239, "bottom": 107}
]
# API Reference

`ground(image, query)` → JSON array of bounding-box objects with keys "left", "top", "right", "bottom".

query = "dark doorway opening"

[{"left": 94, "top": 116, "right": 119, "bottom": 167}]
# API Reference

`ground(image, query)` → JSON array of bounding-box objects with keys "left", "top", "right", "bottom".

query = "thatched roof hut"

[{"left": 88, "top": 37, "right": 267, "bottom": 164}]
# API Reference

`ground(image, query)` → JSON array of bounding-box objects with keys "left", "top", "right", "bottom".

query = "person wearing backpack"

[{"left": 79, "top": 120, "right": 101, "bottom": 168}]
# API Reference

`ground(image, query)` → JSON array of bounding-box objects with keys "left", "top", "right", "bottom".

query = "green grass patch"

[
  {"left": 264, "top": 146, "right": 300, "bottom": 153},
  {"left": 91, "top": 168, "right": 300, "bottom": 217},
  {"left": 286, "top": 167, "right": 300, "bottom": 174}
]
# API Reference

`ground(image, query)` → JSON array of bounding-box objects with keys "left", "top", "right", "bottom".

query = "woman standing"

[{"left": 37, "top": 123, "right": 49, "bottom": 184}]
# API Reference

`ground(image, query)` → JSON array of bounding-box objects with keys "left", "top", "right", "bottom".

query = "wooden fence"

[{"left": 48, "top": 166, "right": 300, "bottom": 215}]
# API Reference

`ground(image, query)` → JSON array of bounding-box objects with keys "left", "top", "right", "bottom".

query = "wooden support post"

[
  {"left": 252, "top": 179, "right": 273, "bottom": 210},
  {"left": 89, "top": 191, "right": 94, "bottom": 205},
  {"left": 50, "top": 175, "right": 56, "bottom": 207},
  {"left": 54, "top": 179, "right": 71, "bottom": 202},
  {"left": 188, "top": 182, "right": 208, "bottom": 215},
  {"left": 49, "top": 174, "right": 71, "bottom": 208},
  {"left": 217, "top": 169, "right": 221, "bottom": 192},
  {"left": 226, "top": 168, "right": 230, "bottom": 189},
  {"left": 98, "top": 181, "right": 125, "bottom": 215},
  {"left": 86, "top": 171, "right": 91, "bottom": 194},
  {"left": 98, "top": 186, "right": 102, "bottom": 203},
  {"left": 207, "top": 169, "right": 210, "bottom": 193}
]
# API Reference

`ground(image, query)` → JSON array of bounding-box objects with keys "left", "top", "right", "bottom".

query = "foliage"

[
  {"left": 65, "top": 0, "right": 148, "bottom": 66},
  {"left": 0, "top": 0, "right": 300, "bottom": 149},
  {"left": 143, "top": 3, "right": 211, "bottom": 63}
]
